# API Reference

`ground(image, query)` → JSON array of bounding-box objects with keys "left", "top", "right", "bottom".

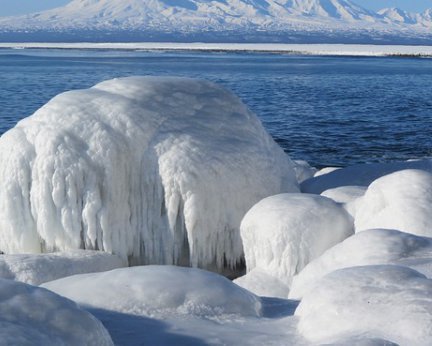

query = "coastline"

[{"left": 1, "top": 42, "right": 432, "bottom": 57}]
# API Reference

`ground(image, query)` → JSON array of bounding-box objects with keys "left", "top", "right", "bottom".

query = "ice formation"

[
  {"left": 292, "top": 160, "right": 317, "bottom": 183},
  {"left": 0, "top": 279, "right": 113, "bottom": 346},
  {"left": 0, "top": 76, "right": 298, "bottom": 273},
  {"left": 233, "top": 268, "right": 289, "bottom": 298},
  {"left": 289, "top": 229, "right": 432, "bottom": 299},
  {"left": 301, "top": 159, "right": 432, "bottom": 194},
  {"left": 321, "top": 185, "right": 367, "bottom": 204},
  {"left": 0, "top": 250, "right": 126, "bottom": 285},
  {"left": 240, "top": 193, "right": 353, "bottom": 288},
  {"left": 355, "top": 169, "right": 432, "bottom": 236},
  {"left": 295, "top": 265, "right": 432, "bottom": 345},
  {"left": 42, "top": 265, "right": 262, "bottom": 317}
]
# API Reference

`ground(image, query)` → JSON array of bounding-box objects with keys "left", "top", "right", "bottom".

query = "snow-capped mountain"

[
  {"left": 379, "top": 7, "right": 432, "bottom": 27},
  {"left": 0, "top": 0, "right": 431, "bottom": 43}
]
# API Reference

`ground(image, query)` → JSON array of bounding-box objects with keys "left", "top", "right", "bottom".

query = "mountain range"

[{"left": 0, "top": 0, "right": 431, "bottom": 44}]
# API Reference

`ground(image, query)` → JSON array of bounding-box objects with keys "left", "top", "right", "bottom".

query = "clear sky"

[{"left": 0, "top": 0, "right": 431, "bottom": 16}]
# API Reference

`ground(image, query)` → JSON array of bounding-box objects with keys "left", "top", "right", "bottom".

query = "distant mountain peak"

[{"left": 0, "top": 0, "right": 431, "bottom": 44}]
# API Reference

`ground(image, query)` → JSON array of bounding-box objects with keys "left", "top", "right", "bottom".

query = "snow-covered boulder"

[
  {"left": 42, "top": 265, "right": 262, "bottom": 317},
  {"left": 240, "top": 193, "right": 353, "bottom": 288},
  {"left": 0, "top": 250, "right": 126, "bottom": 285},
  {"left": 295, "top": 265, "right": 432, "bottom": 345},
  {"left": 0, "top": 278, "right": 113, "bottom": 346},
  {"left": 290, "top": 229, "right": 432, "bottom": 299},
  {"left": 233, "top": 268, "right": 289, "bottom": 298},
  {"left": 355, "top": 169, "right": 432, "bottom": 236},
  {"left": 0, "top": 76, "right": 298, "bottom": 274},
  {"left": 301, "top": 159, "right": 432, "bottom": 194}
]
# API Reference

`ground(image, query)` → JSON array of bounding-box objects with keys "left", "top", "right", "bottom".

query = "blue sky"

[{"left": 0, "top": 0, "right": 431, "bottom": 16}]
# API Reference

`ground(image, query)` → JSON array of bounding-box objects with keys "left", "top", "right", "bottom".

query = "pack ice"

[{"left": 0, "top": 76, "right": 298, "bottom": 273}]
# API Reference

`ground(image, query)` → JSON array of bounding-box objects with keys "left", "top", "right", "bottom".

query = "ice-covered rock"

[
  {"left": 233, "top": 268, "right": 289, "bottom": 298},
  {"left": 355, "top": 169, "right": 432, "bottom": 236},
  {"left": 302, "top": 159, "right": 432, "bottom": 194},
  {"left": 290, "top": 229, "right": 432, "bottom": 299},
  {"left": 240, "top": 193, "right": 353, "bottom": 288},
  {"left": 321, "top": 185, "right": 367, "bottom": 218},
  {"left": 295, "top": 265, "right": 432, "bottom": 345},
  {"left": 321, "top": 186, "right": 367, "bottom": 204},
  {"left": 42, "top": 265, "right": 262, "bottom": 317},
  {"left": 292, "top": 160, "right": 317, "bottom": 183},
  {"left": 0, "top": 76, "right": 298, "bottom": 274},
  {"left": 0, "top": 278, "right": 113, "bottom": 346},
  {"left": 0, "top": 250, "right": 126, "bottom": 285},
  {"left": 313, "top": 166, "right": 341, "bottom": 177}
]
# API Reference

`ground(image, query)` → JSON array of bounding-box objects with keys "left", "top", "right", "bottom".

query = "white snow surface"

[
  {"left": 233, "top": 268, "right": 290, "bottom": 299},
  {"left": 295, "top": 265, "right": 432, "bottom": 345},
  {"left": 0, "top": 250, "right": 126, "bottom": 285},
  {"left": 0, "top": 76, "right": 298, "bottom": 273},
  {"left": 290, "top": 229, "right": 432, "bottom": 299},
  {"left": 355, "top": 169, "right": 432, "bottom": 236},
  {"left": 42, "top": 265, "right": 262, "bottom": 318},
  {"left": 0, "top": 278, "right": 113, "bottom": 346},
  {"left": 301, "top": 159, "right": 432, "bottom": 194},
  {"left": 2, "top": 43, "right": 432, "bottom": 57},
  {"left": 240, "top": 193, "right": 353, "bottom": 288}
]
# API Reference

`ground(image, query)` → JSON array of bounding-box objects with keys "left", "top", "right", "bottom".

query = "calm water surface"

[{"left": 0, "top": 49, "right": 431, "bottom": 167}]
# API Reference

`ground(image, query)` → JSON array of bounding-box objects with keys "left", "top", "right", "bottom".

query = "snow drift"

[
  {"left": 240, "top": 193, "right": 353, "bottom": 289},
  {"left": 42, "top": 265, "right": 262, "bottom": 317},
  {"left": 0, "top": 76, "right": 298, "bottom": 274},
  {"left": 0, "top": 250, "right": 126, "bottom": 285},
  {"left": 289, "top": 229, "right": 432, "bottom": 299},
  {"left": 295, "top": 265, "right": 432, "bottom": 345},
  {"left": 0, "top": 279, "right": 113, "bottom": 346},
  {"left": 355, "top": 169, "right": 432, "bottom": 236}
]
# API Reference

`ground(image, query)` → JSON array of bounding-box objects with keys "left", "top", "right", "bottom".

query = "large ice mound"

[
  {"left": 42, "top": 265, "right": 262, "bottom": 317},
  {"left": 0, "top": 76, "right": 298, "bottom": 273},
  {"left": 295, "top": 265, "right": 432, "bottom": 345},
  {"left": 0, "top": 250, "right": 126, "bottom": 285},
  {"left": 289, "top": 229, "right": 432, "bottom": 299},
  {"left": 240, "top": 193, "right": 353, "bottom": 288},
  {"left": 0, "top": 278, "right": 113, "bottom": 346},
  {"left": 355, "top": 169, "right": 432, "bottom": 236}
]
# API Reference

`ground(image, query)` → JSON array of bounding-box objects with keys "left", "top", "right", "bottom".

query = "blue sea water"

[{"left": 0, "top": 49, "right": 431, "bottom": 167}]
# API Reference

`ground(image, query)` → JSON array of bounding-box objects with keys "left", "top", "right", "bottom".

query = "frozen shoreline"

[{"left": 1, "top": 42, "right": 432, "bottom": 56}]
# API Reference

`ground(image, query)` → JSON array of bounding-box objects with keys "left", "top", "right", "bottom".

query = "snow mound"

[
  {"left": 233, "top": 268, "right": 289, "bottom": 298},
  {"left": 240, "top": 193, "right": 353, "bottom": 288},
  {"left": 0, "top": 76, "right": 298, "bottom": 274},
  {"left": 295, "top": 265, "right": 432, "bottom": 345},
  {"left": 301, "top": 159, "right": 432, "bottom": 194},
  {"left": 290, "top": 229, "right": 432, "bottom": 299},
  {"left": 0, "top": 250, "right": 126, "bottom": 285},
  {"left": 355, "top": 169, "right": 432, "bottom": 236},
  {"left": 42, "top": 265, "right": 262, "bottom": 317},
  {"left": 0, "top": 278, "right": 113, "bottom": 346}
]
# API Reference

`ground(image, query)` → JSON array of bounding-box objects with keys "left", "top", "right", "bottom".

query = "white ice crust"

[
  {"left": 290, "top": 229, "right": 432, "bottom": 299},
  {"left": 355, "top": 169, "right": 432, "bottom": 236},
  {"left": 0, "top": 250, "right": 126, "bottom": 285},
  {"left": 0, "top": 76, "right": 298, "bottom": 272},
  {"left": 42, "top": 265, "right": 262, "bottom": 317},
  {"left": 240, "top": 193, "right": 353, "bottom": 288},
  {"left": 295, "top": 265, "right": 432, "bottom": 345},
  {"left": 0, "top": 278, "right": 113, "bottom": 346}
]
